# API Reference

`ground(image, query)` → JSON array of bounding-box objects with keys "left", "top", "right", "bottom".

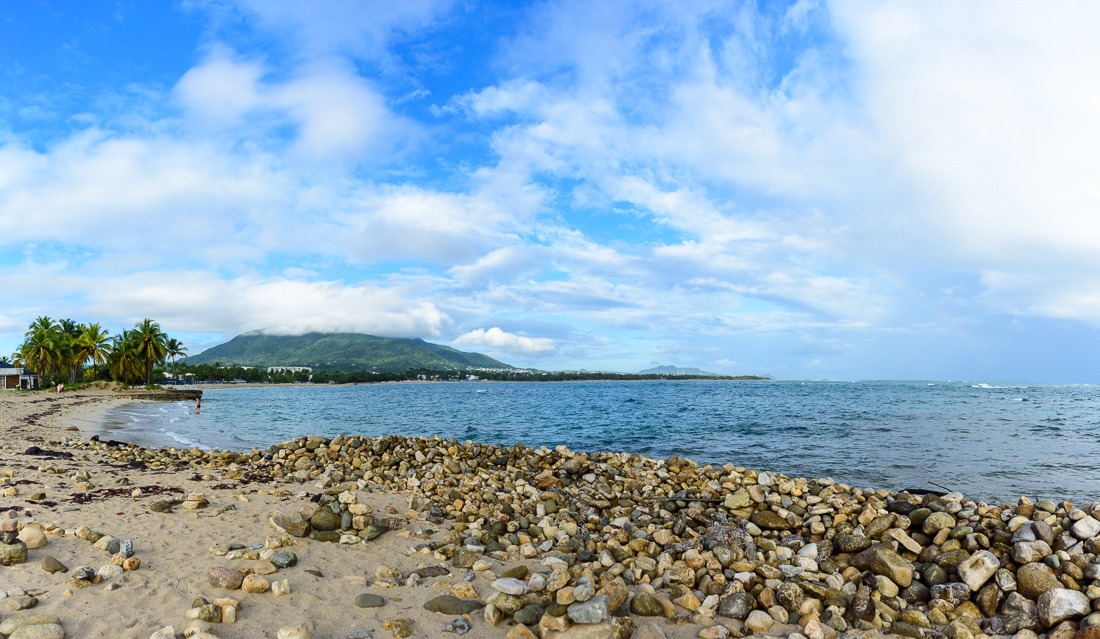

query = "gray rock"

[
  {"left": 567, "top": 595, "right": 610, "bottom": 624},
  {"left": 355, "top": 593, "right": 385, "bottom": 608},
  {"left": 1038, "top": 588, "right": 1091, "bottom": 628},
  {"left": 423, "top": 595, "right": 485, "bottom": 615},
  {"left": 270, "top": 551, "right": 297, "bottom": 568},
  {"left": 957, "top": 550, "right": 1000, "bottom": 591},
  {"left": 1072, "top": 516, "right": 1100, "bottom": 540},
  {"left": 491, "top": 577, "right": 528, "bottom": 595},
  {"left": 1014, "top": 540, "right": 1053, "bottom": 564},
  {"left": 514, "top": 604, "right": 544, "bottom": 626},
  {"left": 718, "top": 592, "right": 755, "bottom": 620},
  {"left": 931, "top": 582, "right": 972, "bottom": 607}
]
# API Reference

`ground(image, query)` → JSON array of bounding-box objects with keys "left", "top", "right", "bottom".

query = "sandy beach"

[
  {"left": 0, "top": 389, "right": 598, "bottom": 639},
  {"left": 3, "top": 388, "right": 1100, "bottom": 639}
]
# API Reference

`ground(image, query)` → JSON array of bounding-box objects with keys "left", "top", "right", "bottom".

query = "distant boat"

[{"left": 475, "top": 389, "right": 488, "bottom": 394}]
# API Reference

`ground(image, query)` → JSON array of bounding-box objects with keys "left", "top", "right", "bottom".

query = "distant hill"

[
  {"left": 638, "top": 365, "right": 721, "bottom": 376},
  {"left": 184, "top": 332, "right": 512, "bottom": 373}
]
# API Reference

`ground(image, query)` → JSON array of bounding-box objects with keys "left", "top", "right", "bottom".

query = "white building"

[{"left": 0, "top": 368, "right": 41, "bottom": 390}]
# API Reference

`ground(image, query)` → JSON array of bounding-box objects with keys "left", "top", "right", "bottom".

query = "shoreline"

[{"left": 1, "top": 390, "right": 1098, "bottom": 639}]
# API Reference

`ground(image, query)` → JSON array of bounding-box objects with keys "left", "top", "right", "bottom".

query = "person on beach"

[{"left": 57, "top": 383, "right": 63, "bottom": 393}]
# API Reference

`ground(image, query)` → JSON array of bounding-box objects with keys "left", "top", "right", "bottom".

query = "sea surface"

[{"left": 93, "top": 380, "right": 1100, "bottom": 504}]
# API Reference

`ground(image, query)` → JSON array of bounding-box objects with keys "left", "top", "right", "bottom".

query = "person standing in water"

[{"left": 195, "top": 396, "right": 201, "bottom": 413}]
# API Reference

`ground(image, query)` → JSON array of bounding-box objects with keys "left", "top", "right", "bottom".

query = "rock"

[
  {"left": 718, "top": 592, "right": 755, "bottom": 620},
  {"left": 567, "top": 595, "right": 610, "bottom": 624},
  {"left": 17, "top": 527, "right": 47, "bottom": 550},
  {"left": 0, "top": 541, "right": 28, "bottom": 566},
  {"left": 492, "top": 578, "right": 529, "bottom": 595},
  {"left": 1072, "top": 516, "right": 1100, "bottom": 540},
  {"left": 631, "top": 621, "right": 668, "bottom": 639},
  {"left": 356, "top": 593, "right": 386, "bottom": 608},
  {"left": 40, "top": 556, "right": 67, "bottom": 574},
  {"left": 923, "top": 511, "right": 956, "bottom": 535},
  {"left": 270, "top": 551, "right": 297, "bottom": 568},
  {"left": 957, "top": 550, "right": 1000, "bottom": 591},
  {"left": 423, "top": 595, "right": 485, "bottom": 615},
  {"left": 631, "top": 592, "right": 666, "bottom": 617},
  {"left": 1018, "top": 562, "right": 1063, "bottom": 600},
  {"left": 870, "top": 546, "right": 914, "bottom": 587},
  {"left": 242, "top": 574, "right": 270, "bottom": 593},
  {"left": 310, "top": 508, "right": 341, "bottom": 531},
  {"left": 272, "top": 579, "right": 291, "bottom": 596},
  {"left": 514, "top": 604, "right": 544, "bottom": 626},
  {"left": 931, "top": 582, "right": 972, "bottom": 606},
  {"left": 1014, "top": 540, "right": 1053, "bottom": 564},
  {"left": 750, "top": 510, "right": 792, "bottom": 530},
  {"left": 744, "top": 610, "right": 775, "bottom": 634},
  {"left": 382, "top": 619, "right": 413, "bottom": 639},
  {"left": 277, "top": 623, "right": 312, "bottom": 639},
  {"left": 506, "top": 625, "right": 539, "bottom": 639},
  {"left": 149, "top": 626, "right": 176, "bottom": 639},
  {"left": 207, "top": 567, "right": 245, "bottom": 589},
  {"left": 0, "top": 617, "right": 58, "bottom": 637},
  {"left": 1038, "top": 589, "right": 1091, "bottom": 628},
  {"left": 8, "top": 596, "right": 39, "bottom": 611},
  {"left": 9, "top": 624, "right": 64, "bottom": 639}
]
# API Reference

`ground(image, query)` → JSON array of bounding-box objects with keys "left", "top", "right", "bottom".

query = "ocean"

[{"left": 93, "top": 380, "right": 1100, "bottom": 505}]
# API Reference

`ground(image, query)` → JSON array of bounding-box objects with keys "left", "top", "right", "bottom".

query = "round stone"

[{"left": 355, "top": 593, "right": 385, "bottom": 608}]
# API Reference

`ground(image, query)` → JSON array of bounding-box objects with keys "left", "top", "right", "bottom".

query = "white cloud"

[
  {"left": 454, "top": 327, "right": 554, "bottom": 355},
  {"left": 91, "top": 273, "right": 448, "bottom": 338}
]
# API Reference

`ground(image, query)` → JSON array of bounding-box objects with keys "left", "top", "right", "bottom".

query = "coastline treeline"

[
  {"left": 168, "top": 362, "right": 767, "bottom": 384},
  {"left": 8, "top": 316, "right": 183, "bottom": 388},
  {"left": 6, "top": 316, "right": 767, "bottom": 388}
]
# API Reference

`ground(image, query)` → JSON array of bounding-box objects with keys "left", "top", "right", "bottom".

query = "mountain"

[
  {"left": 184, "top": 332, "right": 512, "bottom": 372},
  {"left": 637, "top": 365, "right": 721, "bottom": 376}
]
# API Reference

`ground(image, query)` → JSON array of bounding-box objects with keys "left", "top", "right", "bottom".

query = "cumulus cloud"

[
  {"left": 454, "top": 327, "right": 555, "bottom": 355},
  {"left": 91, "top": 273, "right": 448, "bottom": 338}
]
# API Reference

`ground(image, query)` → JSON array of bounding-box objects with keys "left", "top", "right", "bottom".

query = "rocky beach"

[{"left": 2, "top": 389, "right": 1100, "bottom": 639}]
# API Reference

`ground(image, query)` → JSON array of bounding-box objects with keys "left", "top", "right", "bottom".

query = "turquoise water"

[{"left": 96, "top": 380, "right": 1100, "bottom": 504}]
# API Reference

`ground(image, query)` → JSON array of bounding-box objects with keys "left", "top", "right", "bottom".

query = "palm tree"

[
  {"left": 75, "top": 323, "right": 112, "bottom": 381},
  {"left": 108, "top": 330, "right": 144, "bottom": 387},
  {"left": 133, "top": 318, "right": 168, "bottom": 387},
  {"left": 19, "top": 317, "right": 66, "bottom": 384},
  {"left": 165, "top": 338, "right": 187, "bottom": 381}
]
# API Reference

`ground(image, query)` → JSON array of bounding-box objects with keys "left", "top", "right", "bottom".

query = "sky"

[{"left": 2, "top": 1, "right": 1100, "bottom": 382}]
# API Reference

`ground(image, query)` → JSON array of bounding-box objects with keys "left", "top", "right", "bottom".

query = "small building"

[{"left": 0, "top": 368, "right": 41, "bottom": 390}]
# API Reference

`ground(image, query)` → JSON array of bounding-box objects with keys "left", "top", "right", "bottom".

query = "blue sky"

[{"left": 3, "top": 1, "right": 1100, "bottom": 382}]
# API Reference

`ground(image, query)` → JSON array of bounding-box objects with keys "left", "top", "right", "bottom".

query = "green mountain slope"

[{"left": 184, "top": 332, "right": 512, "bottom": 372}]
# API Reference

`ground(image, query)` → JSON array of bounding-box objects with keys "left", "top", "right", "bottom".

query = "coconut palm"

[
  {"left": 108, "top": 330, "right": 144, "bottom": 387},
  {"left": 75, "top": 323, "right": 112, "bottom": 381},
  {"left": 165, "top": 338, "right": 187, "bottom": 380},
  {"left": 133, "top": 318, "right": 168, "bottom": 387},
  {"left": 19, "top": 317, "right": 67, "bottom": 384}
]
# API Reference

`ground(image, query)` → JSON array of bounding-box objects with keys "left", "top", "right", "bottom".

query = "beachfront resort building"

[{"left": 0, "top": 367, "right": 41, "bottom": 390}]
